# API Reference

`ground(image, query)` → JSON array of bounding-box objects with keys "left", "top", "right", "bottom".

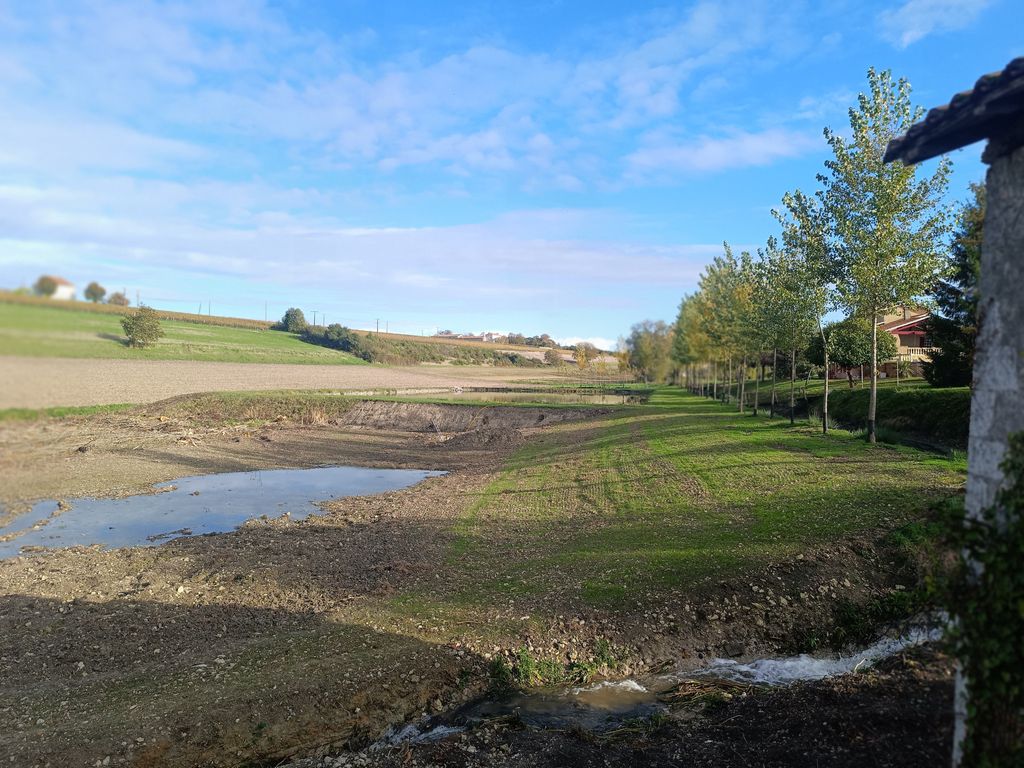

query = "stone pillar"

[
  {"left": 966, "top": 142, "right": 1024, "bottom": 516},
  {"left": 955, "top": 140, "right": 1024, "bottom": 764}
]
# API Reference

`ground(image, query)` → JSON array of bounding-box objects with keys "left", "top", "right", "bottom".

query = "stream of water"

[{"left": 381, "top": 623, "right": 944, "bottom": 745}]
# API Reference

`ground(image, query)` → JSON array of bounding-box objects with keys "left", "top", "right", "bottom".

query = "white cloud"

[
  {"left": 626, "top": 128, "right": 820, "bottom": 178},
  {"left": 556, "top": 336, "right": 618, "bottom": 352},
  {"left": 878, "top": 0, "right": 993, "bottom": 48}
]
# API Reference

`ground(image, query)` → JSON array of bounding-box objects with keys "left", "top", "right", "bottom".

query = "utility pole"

[
  {"left": 135, "top": 289, "right": 140, "bottom": 306},
  {"left": 376, "top": 318, "right": 379, "bottom": 334},
  {"left": 313, "top": 311, "right": 317, "bottom": 326}
]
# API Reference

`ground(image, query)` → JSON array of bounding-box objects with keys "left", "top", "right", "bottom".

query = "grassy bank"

[
  {"left": 707, "top": 377, "right": 969, "bottom": 448},
  {"left": 0, "top": 302, "right": 366, "bottom": 364}
]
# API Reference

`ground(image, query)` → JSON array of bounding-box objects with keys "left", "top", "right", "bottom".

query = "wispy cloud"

[
  {"left": 878, "top": 0, "right": 993, "bottom": 48},
  {"left": 626, "top": 128, "right": 820, "bottom": 179}
]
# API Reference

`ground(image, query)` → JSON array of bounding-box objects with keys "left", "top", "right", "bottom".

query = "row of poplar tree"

[{"left": 659, "top": 68, "right": 971, "bottom": 443}]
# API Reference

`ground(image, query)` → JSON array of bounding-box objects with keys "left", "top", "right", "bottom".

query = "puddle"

[
  {"left": 456, "top": 678, "right": 663, "bottom": 732},
  {"left": 0, "top": 465, "right": 444, "bottom": 558}
]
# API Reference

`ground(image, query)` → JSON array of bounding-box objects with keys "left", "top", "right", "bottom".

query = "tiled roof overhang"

[{"left": 884, "top": 57, "right": 1024, "bottom": 165}]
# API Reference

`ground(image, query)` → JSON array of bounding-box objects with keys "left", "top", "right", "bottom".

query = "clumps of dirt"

[{"left": 337, "top": 401, "right": 601, "bottom": 434}]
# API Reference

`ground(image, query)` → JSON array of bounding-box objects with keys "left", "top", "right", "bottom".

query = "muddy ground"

[
  {"left": 0, "top": 398, "right": 952, "bottom": 767},
  {"left": 296, "top": 646, "right": 954, "bottom": 768},
  {"left": 0, "top": 355, "right": 567, "bottom": 409}
]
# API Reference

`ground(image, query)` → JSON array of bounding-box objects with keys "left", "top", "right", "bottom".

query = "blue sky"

[{"left": 0, "top": 0, "right": 1018, "bottom": 349}]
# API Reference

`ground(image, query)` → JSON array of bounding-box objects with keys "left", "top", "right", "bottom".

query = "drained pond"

[{"left": 0, "top": 465, "right": 444, "bottom": 558}]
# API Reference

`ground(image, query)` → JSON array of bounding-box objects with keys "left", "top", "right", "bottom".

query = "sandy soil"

[{"left": 0, "top": 355, "right": 563, "bottom": 409}]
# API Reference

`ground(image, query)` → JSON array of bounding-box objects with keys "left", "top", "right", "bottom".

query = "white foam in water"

[
  {"left": 372, "top": 723, "right": 465, "bottom": 750},
  {"left": 688, "top": 625, "right": 943, "bottom": 686},
  {"left": 569, "top": 679, "right": 648, "bottom": 695}
]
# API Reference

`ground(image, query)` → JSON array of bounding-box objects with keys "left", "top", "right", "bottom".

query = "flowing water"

[
  {"left": 0, "top": 465, "right": 444, "bottom": 558},
  {"left": 382, "top": 623, "right": 944, "bottom": 746}
]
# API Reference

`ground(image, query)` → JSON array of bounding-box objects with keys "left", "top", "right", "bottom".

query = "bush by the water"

[
  {"left": 121, "top": 306, "right": 165, "bottom": 348},
  {"left": 824, "top": 386, "right": 970, "bottom": 446},
  {"left": 300, "top": 323, "right": 543, "bottom": 367}
]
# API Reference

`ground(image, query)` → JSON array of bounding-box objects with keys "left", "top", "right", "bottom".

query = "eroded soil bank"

[{"left": 0, "top": 394, "right": 959, "bottom": 767}]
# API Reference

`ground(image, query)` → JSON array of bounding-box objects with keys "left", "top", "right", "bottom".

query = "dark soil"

[{"left": 308, "top": 646, "right": 953, "bottom": 768}]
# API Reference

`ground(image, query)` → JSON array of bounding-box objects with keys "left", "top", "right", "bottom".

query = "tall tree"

[
  {"left": 758, "top": 237, "right": 820, "bottom": 425},
  {"left": 923, "top": 182, "right": 984, "bottom": 387},
  {"left": 819, "top": 68, "right": 951, "bottom": 442},
  {"left": 776, "top": 189, "right": 833, "bottom": 432}
]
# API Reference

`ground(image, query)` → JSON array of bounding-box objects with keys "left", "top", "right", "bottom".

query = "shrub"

[
  {"left": 544, "top": 347, "right": 564, "bottom": 365},
  {"left": 107, "top": 291, "right": 130, "bottom": 307},
  {"left": 121, "top": 306, "right": 165, "bottom": 348}
]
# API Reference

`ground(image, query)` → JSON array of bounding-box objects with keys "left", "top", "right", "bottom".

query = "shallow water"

[
  {"left": 391, "top": 624, "right": 945, "bottom": 741},
  {"left": 0, "top": 465, "right": 443, "bottom": 558}
]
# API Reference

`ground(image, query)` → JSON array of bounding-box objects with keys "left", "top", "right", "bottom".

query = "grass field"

[
  {"left": 375, "top": 387, "right": 964, "bottom": 632},
  {"left": 0, "top": 302, "right": 366, "bottom": 364}
]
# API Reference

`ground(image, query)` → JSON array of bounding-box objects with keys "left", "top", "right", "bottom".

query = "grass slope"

[
  {"left": 381, "top": 387, "right": 964, "bottom": 632},
  {"left": 0, "top": 302, "right": 365, "bottom": 365}
]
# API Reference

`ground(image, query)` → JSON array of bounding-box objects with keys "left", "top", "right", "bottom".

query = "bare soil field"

[
  {"left": 0, "top": 392, "right": 961, "bottom": 767},
  {"left": 0, "top": 355, "right": 563, "bottom": 410}
]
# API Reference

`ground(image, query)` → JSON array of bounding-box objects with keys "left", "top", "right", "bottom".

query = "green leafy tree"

[
  {"left": 923, "top": 182, "right": 984, "bottom": 387},
  {"left": 33, "top": 275, "right": 57, "bottom": 297},
  {"left": 107, "top": 291, "right": 130, "bottom": 307},
  {"left": 625, "top": 320, "right": 672, "bottom": 383},
  {"left": 808, "top": 317, "right": 897, "bottom": 387},
  {"left": 757, "top": 237, "right": 821, "bottom": 424},
  {"left": 279, "top": 308, "right": 308, "bottom": 333},
  {"left": 775, "top": 189, "right": 833, "bottom": 431},
  {"left": 819, "top": 68, "right": 951, "bottom": 441},
  {"left": 121, "top": 306, "right": 164, "bottom": 348},
  {"left": 84, "top": 282, "right": 106, "bottom": 303}
]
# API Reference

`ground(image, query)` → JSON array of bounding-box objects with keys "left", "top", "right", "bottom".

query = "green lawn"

[
  {"left": 0, "top": 302, "right": 366, "bottom": 365},
  {"left": 390, "top": 387, "right": 964, "bottom": 621}
]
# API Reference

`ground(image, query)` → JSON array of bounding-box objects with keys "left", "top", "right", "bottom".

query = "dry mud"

[
  {"left": 0, "top": 400, "right": 944, "bottom": 767},
  {"left": 0, "top": 355, "right": 564, "bottom": 409}
]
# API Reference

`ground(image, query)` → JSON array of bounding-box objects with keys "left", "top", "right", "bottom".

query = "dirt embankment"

[{"left": 0, "top": 397, "right": 947, "bottom": 768}]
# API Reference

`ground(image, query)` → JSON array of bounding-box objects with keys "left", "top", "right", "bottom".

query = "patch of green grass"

[
  {"left": 434, "top": 386, "right": 963, "bottom": 616},
  {"left": 0, "top": 403, "right": 134, "bottom": 421},
  {"left": 0, "top": 302, "right": 365, "bottom": 364}
]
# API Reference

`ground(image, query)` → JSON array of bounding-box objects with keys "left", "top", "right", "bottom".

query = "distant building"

[
  {"left": 878, "top": 306, "right": 934, "bottom": 377},
  {"left": 44, "top": 276, "right": 76, "bottom": 300}
]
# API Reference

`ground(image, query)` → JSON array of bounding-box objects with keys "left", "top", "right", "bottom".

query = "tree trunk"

[
  {"left": 819, "top": 319, "right": 829, "bottom": 434},
  {"left": 847, "top": 370, "right": 854, "bottom": 388},
  {"left": 789, "top": 347, "right": 796, "bottom": 426},
  {"left": 739, "top": 356, "right": 746, "bottom": 413},
  {"left": 770, "top": 348, "right": 778, "bottom": 419},
  {"left": 713, "top": 360, "right": 718, "bottom": 401},
  {"left": 868, "top": 316, "right": 878, "bottom": 443},
  {"left": 753, "top": 354, "right": 761, "bottom": 417}
]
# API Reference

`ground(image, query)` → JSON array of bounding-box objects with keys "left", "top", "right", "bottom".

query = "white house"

[{"left": 47, "top": 276, "right": 76, "bottom": 300}]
